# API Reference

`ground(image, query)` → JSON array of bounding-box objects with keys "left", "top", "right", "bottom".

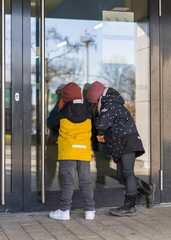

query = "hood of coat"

[
  {"left": 60, "top": 99, "right": 91, "bottom": 123},
  {"left": 101, "top": 87, "right": 125, "bottom": 105}
]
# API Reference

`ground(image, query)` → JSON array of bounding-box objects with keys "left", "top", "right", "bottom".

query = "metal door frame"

[{"left": 157, "top": 0, "right": 171, "bottom": 203}]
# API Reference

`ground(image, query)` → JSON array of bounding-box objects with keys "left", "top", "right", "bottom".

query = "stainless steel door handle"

[
  {"left": 41, "top": 0, "right": 45, "bottom": 204},
  {"left": 159, "top": 0, "right": 161, "bottom": 16}
]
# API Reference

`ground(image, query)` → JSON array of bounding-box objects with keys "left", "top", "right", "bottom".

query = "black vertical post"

[
  {"left": 150, "top": 0, "right": 161, "bottom": 204},
  {"left": 11, "top": 0, "right": 23, "bottom": 208},
  {"left": 23, "top": 0, "right": 31, "bottom": 209},
  {"left": 159, "top": 0, "right": 171, "bottom": 203}
]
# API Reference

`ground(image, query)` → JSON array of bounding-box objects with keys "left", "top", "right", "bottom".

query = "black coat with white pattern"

[{"left": 95, "top": 88, "right": 145, "bottom": 162}]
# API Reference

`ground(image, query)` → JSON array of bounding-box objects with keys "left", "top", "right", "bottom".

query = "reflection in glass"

[
  {"left": 0, "top": 1, "right": 12, "bottom": 193},
  {"left": 5, "top": 1, "right": 12, "bottom": 193},
  {"left": 31, "top": 0, "right": 41, "bottom": 191},
  {"left": 31, "top": 0, "right": 150, "bottom": 191}
]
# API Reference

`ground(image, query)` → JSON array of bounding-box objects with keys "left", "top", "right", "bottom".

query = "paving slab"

[{"left": 0, "top": 205, "right": 170, "bottom": 240}]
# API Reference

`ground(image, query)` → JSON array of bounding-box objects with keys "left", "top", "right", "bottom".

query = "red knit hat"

[
  {"left": 62, "top": 82, "right": 82, "bottom": 103},
  {"left": 87, "top": 81, "right": 105, "bottom": 103}
]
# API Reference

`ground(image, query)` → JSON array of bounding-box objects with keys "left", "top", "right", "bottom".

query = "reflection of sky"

[
  {"left": 31, "top": 18, "right": 136, "bottom": 84},
  {"left": 46, "top": 18, "right": 103, "bottom": 80},
  {"left": 31, "top": 17, "right": 136, "bottom": 105},
  {"left": 103, "top": 39, "right": 135, "bottom": 64},
  {"left": 6, "top": 15, "right": 11, "bottom": 84},
  {"left": 44, "top": 19, "right": 136, "bottom": 77}
]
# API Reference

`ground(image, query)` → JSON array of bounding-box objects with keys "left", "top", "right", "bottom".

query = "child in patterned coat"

[{"left": 87, "top": 81, "right": 156, "bottom": 217}]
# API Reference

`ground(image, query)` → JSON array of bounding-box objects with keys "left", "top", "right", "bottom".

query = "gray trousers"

[
  {"left": 117, "top": 152, "right": 140, "bottom": 195},
  {"left": 59, "top": 160, "right": 95, "bottom": 211}
]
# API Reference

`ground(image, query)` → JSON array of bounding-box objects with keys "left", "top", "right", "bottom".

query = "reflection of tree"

[
  {"left": 45, "top": 28, "right": 82, "bottom": 85},
  {"left": 46, "top": 57, "right": 83, "bottom": 85},
  {"left": 31, "top": 27, "right": 83, "bottom": 134},
  {"left": 99, "top": 63, "right": 135, "bottom": 102},
  {"left": 31, "top": 27, "right": 83, "bottom": 86}
]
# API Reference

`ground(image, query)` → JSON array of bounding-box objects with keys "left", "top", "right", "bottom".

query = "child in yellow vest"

[{"left": 49, "top": 82, "right": 95, "bottom": 220}]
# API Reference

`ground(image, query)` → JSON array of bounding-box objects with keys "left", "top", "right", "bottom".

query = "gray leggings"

[{"left": 59, "top": 160, "right": 95, "bottom": 211}]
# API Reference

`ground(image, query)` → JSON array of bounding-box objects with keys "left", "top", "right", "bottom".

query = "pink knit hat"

[
  {"left": 62, "top": 82, "right": 82, "bottom": 103},
  {"left": 87, "top": 81, "right": 105, "bottom": 103}
]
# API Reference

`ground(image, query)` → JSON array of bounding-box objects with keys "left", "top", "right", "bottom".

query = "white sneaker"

[
  {"left": 85, "top": 210, "right": 95, "bottom": 220},
  {"left": 49, "top": 209, "right": 70, "bottom": 220}
]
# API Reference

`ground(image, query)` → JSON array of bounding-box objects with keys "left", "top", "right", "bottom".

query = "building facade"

[{"left": 0, "top": 0, "right": 170, "bottom": 212}]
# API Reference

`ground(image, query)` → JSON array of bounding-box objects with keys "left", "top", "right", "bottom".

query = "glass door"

[
  {"left": 24, "top": 0, "right": 151, "bottom": 211},
  {"left": 0, "top": 0, "right": 153, "bottom": 212}
]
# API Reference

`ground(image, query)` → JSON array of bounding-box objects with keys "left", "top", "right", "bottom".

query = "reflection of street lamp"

[
  {"left": 94, "top": 22, "right": 103, "bottom": 30},
  {"left": 57, "top": 40, "right": 67, "bottom": 48},
  {"left": 80, "top": 30, "right": 95, "bottom": 83}
]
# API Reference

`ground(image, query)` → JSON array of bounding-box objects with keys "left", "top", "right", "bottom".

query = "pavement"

[{"left": 0, "top": 205, "right": 171, "bottom": 240}]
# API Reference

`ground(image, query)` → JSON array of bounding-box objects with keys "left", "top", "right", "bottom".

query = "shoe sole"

[
  {"left": 147, "top": 183, "right": 156, "bottom": 209},
  {"left": 109, "top": 210, "right": 136, "bottom": 217},
  {"left": 49, "top": 214, "right": 70, "bottom": 220}
]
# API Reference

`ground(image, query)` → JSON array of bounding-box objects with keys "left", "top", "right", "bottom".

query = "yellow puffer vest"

[{"left": 58, "top": 118, "right": 92, "bottom": 161}]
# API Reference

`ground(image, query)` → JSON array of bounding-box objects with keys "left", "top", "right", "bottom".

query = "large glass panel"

[{"left": 31, "top": 0, "right": 150, "bottom": 191}]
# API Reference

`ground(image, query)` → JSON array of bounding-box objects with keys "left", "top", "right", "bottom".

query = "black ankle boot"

[
  {"left": 109, "top": 195, "right": 136, "bottom": 217},
  {"left": 137, "top": 180, "right": 156, "bottom": 208}
]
